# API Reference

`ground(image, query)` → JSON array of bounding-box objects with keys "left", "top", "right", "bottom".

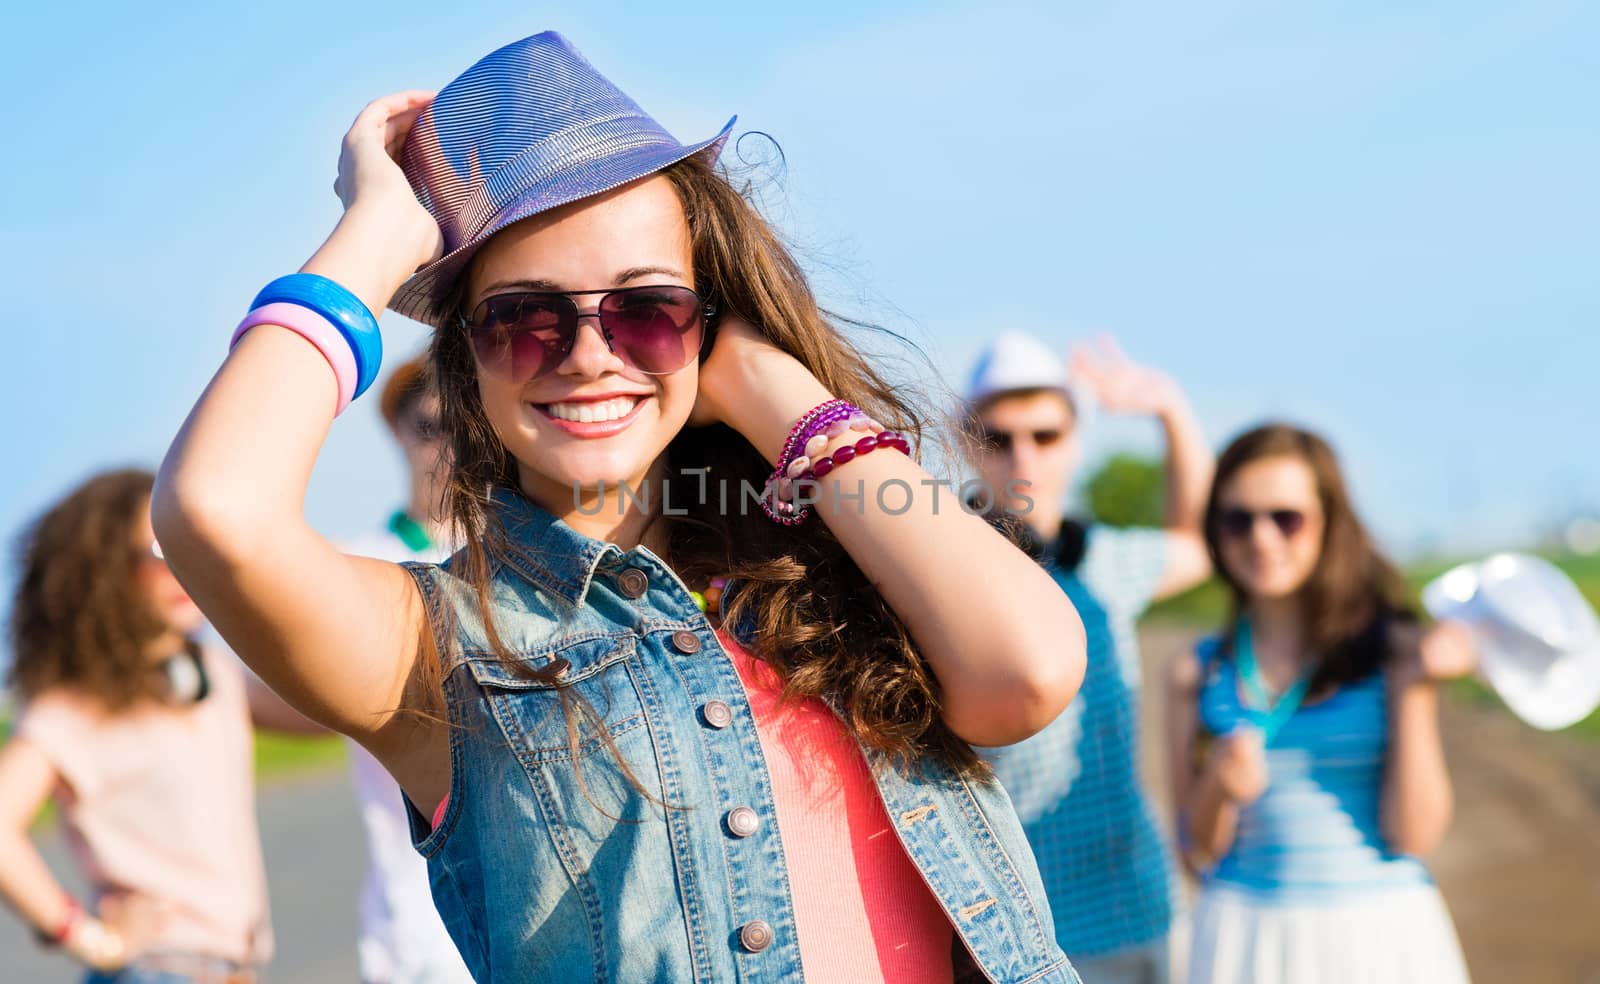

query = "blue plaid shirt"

[{"left": 986, "top": 525, "right": 1176, "bottom": 959}]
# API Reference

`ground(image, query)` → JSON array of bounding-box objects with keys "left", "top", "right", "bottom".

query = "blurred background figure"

[
  {"left": 337, "top": 355, "right": 472, "bottom": 984},
  {"left": 0, "top": 468, "right": 318, "bottom": 983},
  {"left": 969, "top": 332, "right": 1212, "bottom": 983},
  {"left": 1167, "top": 424, "right": 1472, "bottom": 984}
]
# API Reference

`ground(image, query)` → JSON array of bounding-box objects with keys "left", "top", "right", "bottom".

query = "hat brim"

[
  {"left": 1422, "top": 556, "right": 1600, "bottom": 731},
  {"left": 389, "top": 116, "right": 736, "bottom": 329}
]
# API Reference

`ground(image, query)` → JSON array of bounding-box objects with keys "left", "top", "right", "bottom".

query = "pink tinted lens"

[
  {"left": 469, "top": 295, "right": 573, "bottom": 382},
  {"left": 1218, "top": 508, "right": 1255, "bottom": 538},
  {"left": 1270, "top": 510, "right": 1307, "bottom": 536},
  {"left": 599, "top": 287, "right": 703, "bottom": 374}
]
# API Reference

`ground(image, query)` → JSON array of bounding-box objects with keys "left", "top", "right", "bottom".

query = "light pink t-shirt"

[
  {"left": 15, "top": 647, "right": 273, "bottom": 966},
  {"left": 721, "top": 630, "right": 955, "bottom": 983}
]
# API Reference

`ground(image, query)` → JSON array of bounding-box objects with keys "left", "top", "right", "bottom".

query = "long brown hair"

[
  {"left": 423, "top": 154, "right": 982, "bottom": 776},
  {"left": 1204, "top": 424, "right": 1412, "bottom": 690},
  {"left": 8, "top": 468, "right": 172, "bottom": 711}
]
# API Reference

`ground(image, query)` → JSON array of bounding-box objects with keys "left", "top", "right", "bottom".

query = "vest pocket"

[
  {"left": 461, "top": 634, "right": 644, "bottom": 763},
  {"left": 459, "top": 635, "right": 674, "bottom": 887}
]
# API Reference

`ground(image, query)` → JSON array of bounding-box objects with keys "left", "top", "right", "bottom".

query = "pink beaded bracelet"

[
  {"left": 764, "top": 428, "right": 912, "bottom": 524},
  {"left": 806, "top": 431, "right": 910, "bottom": 480},
  {"left": 230, "top": 302, "right": 358, "bottom": 415}
]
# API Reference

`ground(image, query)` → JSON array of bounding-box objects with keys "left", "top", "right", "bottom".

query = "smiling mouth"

[{"left": 536, "top": 395, "right": 645, "bottom": 424}]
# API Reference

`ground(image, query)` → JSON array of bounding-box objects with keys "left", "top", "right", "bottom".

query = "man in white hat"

[{"left": 968, "top": 331, "right": 1213, "bottom": 984}]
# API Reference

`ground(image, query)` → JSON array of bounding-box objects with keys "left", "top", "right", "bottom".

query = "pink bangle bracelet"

[{"left": 231, "top": 302, "right": 358, "bottom": 415}]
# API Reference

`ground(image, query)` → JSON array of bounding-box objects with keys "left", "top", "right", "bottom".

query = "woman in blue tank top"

[{"left": 1166, "top": 423, "right": 1473, "bottom": 984}]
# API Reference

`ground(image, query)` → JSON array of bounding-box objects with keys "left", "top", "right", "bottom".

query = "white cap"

[
  {"left": 964, "top": 331, "right": 1072, "bottom": 407},
  {"left": 1422, "top": 553, "right": 1600, "bottom": 731}
]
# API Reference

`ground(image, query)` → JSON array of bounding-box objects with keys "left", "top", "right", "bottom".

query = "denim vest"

[{"left": 402, "top": 492, "right": 1079, "bottom": 984}]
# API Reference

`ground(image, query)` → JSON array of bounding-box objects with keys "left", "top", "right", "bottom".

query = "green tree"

[{"left": 1083, "top": 453, "right": 1165, "bottom": 528}]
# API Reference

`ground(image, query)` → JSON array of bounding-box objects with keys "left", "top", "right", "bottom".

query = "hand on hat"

[
  {"left": 331, "top": 91, "right": 446, "bottom": 276},
  {"left": 1068, "top": 335, "right": 1180, "bottom": 418}
]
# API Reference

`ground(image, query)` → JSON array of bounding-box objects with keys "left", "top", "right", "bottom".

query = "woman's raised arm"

[{"left": 698, "top": 322, "right": 1087, "bottom": 747}]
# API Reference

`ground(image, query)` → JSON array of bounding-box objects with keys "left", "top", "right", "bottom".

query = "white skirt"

[{"left": 1187, "top": 882, "right": 1471, "bottom": 984}]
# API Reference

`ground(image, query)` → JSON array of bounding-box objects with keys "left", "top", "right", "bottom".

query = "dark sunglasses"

[
  {"left": 979, "top": 427, "right": 1065, "bottom": 453},
  {"left": 463, "top": 285, "right": 714, "bottom": 383},
  {"left": 404, "top": 412, "right": 442, "bottom": 442},
  {"left": 1216, "top": 507, "right": 1308, "bottom": 539}
]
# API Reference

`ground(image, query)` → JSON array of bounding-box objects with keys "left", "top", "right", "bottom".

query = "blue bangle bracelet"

[{"left": 251, "top": 274, "right": 383, "bottom": 399}]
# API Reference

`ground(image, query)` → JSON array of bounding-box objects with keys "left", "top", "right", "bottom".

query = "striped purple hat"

[{"left": 388, "top": 32, "right": 735, "bottom": 328}]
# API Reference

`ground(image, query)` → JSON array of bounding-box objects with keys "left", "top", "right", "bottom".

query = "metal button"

[
  {"left": 739, "top": 920, "right": 774, "bottom": 953},
  {"left": 726, "top": 806, "right": 760, "bottom": 838},
  {"left": 671, "top": 630, "right": 702, "bottom": 654},
  {"left": 546, "top": 657, "right": 571, "bottom": 679},
  {"left": 617, "top": 568, "right": 648, "bottom": 599},
  {"left": 702, "top": 700, "right": 734, "bottom": 729}
]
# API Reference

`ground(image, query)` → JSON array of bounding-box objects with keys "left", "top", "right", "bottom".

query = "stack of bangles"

[
  {"left": 228, "top": 273, "right": 384, "bottom": 416},
  {"left": 763, "top": 399, "right": 911, "bottom": 525}
]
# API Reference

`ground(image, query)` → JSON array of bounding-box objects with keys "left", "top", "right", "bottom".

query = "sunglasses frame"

[
  {"left": 977, "top": 427, "right": 1067, "bottom": 453},
  {"left": 1216, "top": 507, "right": 1308, "bottom": 539},
  {"left": 459, "top": 285, "right": 717, "bottom": 381}
]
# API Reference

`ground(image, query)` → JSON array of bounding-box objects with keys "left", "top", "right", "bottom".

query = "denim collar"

[{"left": 486, "top": 488, "right": 624, "bottom": 606}]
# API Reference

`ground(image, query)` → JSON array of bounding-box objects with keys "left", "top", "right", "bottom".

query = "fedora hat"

[
  {"left": 964, "top": 332, "right": 1077, "bottom": 408},
  {"left": 388, "top": 32, "right": 735, "bottom": 328},
  {"left": 1422, "top": 553, "right": 1600, "bottom": 731}
]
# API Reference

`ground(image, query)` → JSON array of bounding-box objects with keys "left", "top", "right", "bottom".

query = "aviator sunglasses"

[
  {"left": 1216, "top": 507, "right": 1308, "bottom": 539},
  {"left": 462, "top": 285, "right": 716, "bottom": 383},
  {"left": 978, "top": 427, "right": 1066, "bottom": 453}
]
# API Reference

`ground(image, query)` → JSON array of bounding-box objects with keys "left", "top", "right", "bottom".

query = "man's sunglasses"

[
  {"left": 978, "top": 427, "right": 1066, "bottom": 453},
  {"left": 462, "top": 285, "right": 715, "bottom": 383},
  {"left": 1216, "top": 507, "right": 1308, "bottom": 539}
]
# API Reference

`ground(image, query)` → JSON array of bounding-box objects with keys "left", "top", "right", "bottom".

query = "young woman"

[
  {"left": 0, "top": 469, "right": 314, "bottom": 983},
  {"left": 1166, "top": 424, "right": 1473, "bottom": 984},
  {"left": 153, "top": 31, "right": 1086, "bottom": 984}
]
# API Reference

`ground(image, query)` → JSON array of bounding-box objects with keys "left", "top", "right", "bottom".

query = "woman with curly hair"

[{"left": 0, "top": 469, "right": 315, "bottom": 983}]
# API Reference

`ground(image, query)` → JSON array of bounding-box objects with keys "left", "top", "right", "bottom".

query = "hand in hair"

[{"left": 687, "top": 312, "right": 832, "bottom": 458}]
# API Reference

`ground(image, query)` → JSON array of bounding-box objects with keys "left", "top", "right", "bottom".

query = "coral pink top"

[
  {"left": 720, "top": 629, "right": 954, "bottom": 983},
  {"left": 426, "top": 631, "right": 957, "bottom": 981}
]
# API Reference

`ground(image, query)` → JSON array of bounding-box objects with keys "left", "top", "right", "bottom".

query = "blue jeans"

[
  {"left": 84, "top": 956, "right": 255, "bottom": 984},
  {"left": 84, "top": 970, "right": 191, "bottom": 984}
]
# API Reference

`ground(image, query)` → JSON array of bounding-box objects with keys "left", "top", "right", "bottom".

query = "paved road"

[{"left": 1, "top": 767, "right": 364, "bottom": 983}]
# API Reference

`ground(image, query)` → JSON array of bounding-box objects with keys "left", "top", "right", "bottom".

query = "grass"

[
  {"left": 253, "top": 732, "right": 349, "bottom": 780},
  {"left": 1142, "top": 549, "right": 1600, "bottom": 739}
]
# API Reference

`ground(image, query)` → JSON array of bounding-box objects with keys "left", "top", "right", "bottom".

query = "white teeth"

[{"left": 545, "top": 397, "right": 638, "bottom": 423}]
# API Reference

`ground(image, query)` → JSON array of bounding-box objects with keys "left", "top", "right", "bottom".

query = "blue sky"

[{"left": 1, "top": 0, "right": 1595, "bottom": 583}]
